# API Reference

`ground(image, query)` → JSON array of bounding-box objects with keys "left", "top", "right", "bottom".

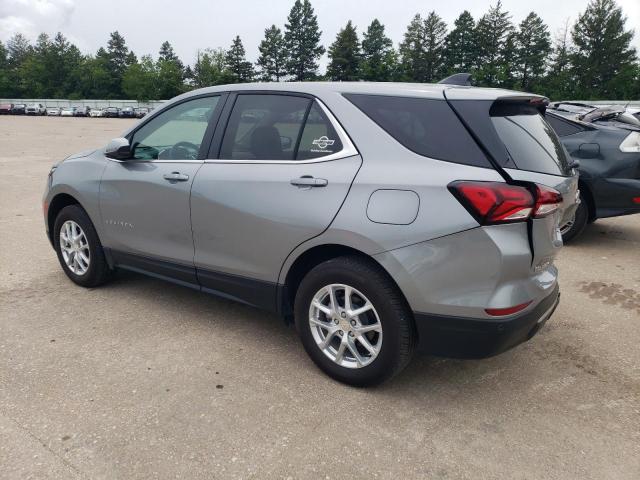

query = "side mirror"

[{"left": 105, "top": 137, "right": 132, "bottom": 160}]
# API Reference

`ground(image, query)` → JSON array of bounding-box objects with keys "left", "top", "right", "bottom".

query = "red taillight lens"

[
  {"left": 533, "top": 184, "right": 563, "bottom": 218},
  {"left": 485, "top": 301, "right": 532, "bottom": 316},
  {"left": 449, "top": 181, "right": 534, "bottom": 224},
  {"left": 633, "top": 197, "right": 640, "bottom": 204}
]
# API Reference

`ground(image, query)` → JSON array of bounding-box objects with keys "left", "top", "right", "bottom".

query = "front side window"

[{"left": 131, "top": 96, "right": 220, "bottom": 160}]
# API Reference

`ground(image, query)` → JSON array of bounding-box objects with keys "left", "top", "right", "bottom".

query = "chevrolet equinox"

[{"left": 44, "top": 83, "right": 578, "bottom": 386}]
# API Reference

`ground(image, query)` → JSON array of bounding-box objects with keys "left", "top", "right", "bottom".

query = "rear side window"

[
  {"left": 491, "top": 103, "right": 570, "bottom": 176},
  {"left": 297, "top": 103, "right": 343, "bottom": 160},
  {"left": 545, "top": 114, "right": 586, "bottom": 137},
  {"left": 344, "top": 94, "right": 491, "bottom": 168}
]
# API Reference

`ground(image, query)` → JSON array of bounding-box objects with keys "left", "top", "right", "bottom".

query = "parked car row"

[
  {"left": 545, "top": 101, "right": 640, "bottom": 242},
  {"left": 0, "top": 103, "right": 150, "bottom": 118}
]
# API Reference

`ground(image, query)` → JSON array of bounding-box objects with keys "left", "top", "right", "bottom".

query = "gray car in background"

[{"left": 43, "top": 83, "right": 577, "bottom": 385}]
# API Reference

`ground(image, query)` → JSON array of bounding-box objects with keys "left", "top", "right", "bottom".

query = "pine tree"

[
  {"left": 571, "top": 0, "right": 638, "bottom": 99},
  {"left": 514, "top": 12, "right": 551, "bottom": 92},
  {"left": 499, "top": 32, "right": 518, "bottom": 90},
  {"left": 257, "top": 25, "right": 287, "bottom": 81},
  {"left": 284, "top": 0, "right": 325, "bottom": 81},
  {"left": 399, "top": 14, "right": 425, "bottom": 81},
  {"left": 225, "top": 36, "right": 254, "bottom": 83},
  {"left": 106, "top": 31, "right": 133, "bottom": 96},
  {"left": 543, "top": 21, "right": 574, "bottom": 99},
  {"left": 159, "top": 41, "right": 183, "bottom": 69},
  {"left": 361, "top": 19, "right": 398, "bottom": 82},
  {"left": 444, "top": 11, "right": 476, "bottom": 75},
  {"left": 327, "top": 20, "right": 361, "bottom": 81},
  {"left": 0, "top": 41, "right": 10, "bottom": 96},
  {"left": 474, "top": 1, "right": 513, "bottom": 87},
  {"left": 422, "top": 11, "right": 448, "bottom": 82}
]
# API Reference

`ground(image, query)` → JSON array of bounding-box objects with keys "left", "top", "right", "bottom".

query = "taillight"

[
  {"left": 533, "top": 184, "right": 562, "bottom": 218},
  {"left": 448, "top": 181, "right": 534, "bottom": 224},
  {"left": 449, "top": 181, "right": 563, "bottom": 224}
]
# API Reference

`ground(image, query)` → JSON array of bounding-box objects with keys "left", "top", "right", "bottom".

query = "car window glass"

[
  {"left": 296, "top": 102, "right": 343, "bottom": 160},
  {"left": 345, "top": 94, "right": 490, "bottom": 168},
  {"left": 131, "top": 96, "right": 219, "bottom": 160},
  {"left": 491, "top": 110, "right": 570, "bottom": 176},
  {"left": 545, "top": 114, "right": 584, "bottom": 137},
  {"left": 220, "top": 94, "right": 311, "bottom": 160}
]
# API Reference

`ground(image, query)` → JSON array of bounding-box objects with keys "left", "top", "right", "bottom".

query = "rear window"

[
  {"left": 490, "top": 103, "right": 571, "bottom": 176},
  {"left": 344, "top": 94, "right": 491, "bottom": 168},
  {"left": 545, "top": 114, "right": 586, "bottom": 137}
]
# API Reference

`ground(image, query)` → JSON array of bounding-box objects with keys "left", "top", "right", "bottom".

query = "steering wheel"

[{"left": 167, "top": 141, "right": 199, "bottom": 160}]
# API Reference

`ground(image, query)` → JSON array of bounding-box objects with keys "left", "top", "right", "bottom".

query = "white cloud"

[{"left": 0, "top": 0, "right": 75, "bottom": 42}]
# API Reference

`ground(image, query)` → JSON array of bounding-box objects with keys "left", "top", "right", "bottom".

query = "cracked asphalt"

[{"left": 1, "top": 116, "right": 639, "bottom": 479}]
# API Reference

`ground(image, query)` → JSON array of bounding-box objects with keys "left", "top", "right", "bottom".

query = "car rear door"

[
  {"left": 190, "top": 92, "right": 361, "bottom": 310},
  {"left": 446, "top": 92, "right": 579, "bottom": 269}
]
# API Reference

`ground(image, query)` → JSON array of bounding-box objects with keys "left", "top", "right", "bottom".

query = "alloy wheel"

[
  {"left": 59, "top": 220, "right": 91, "bottom": 275},
  {"left": 308, "top": 284, "right": 383, "bottom": 369}
]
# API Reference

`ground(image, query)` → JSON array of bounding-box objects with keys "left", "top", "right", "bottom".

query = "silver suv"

[{"left": 43, "top": 83, "right": 578, "bottom": 385}]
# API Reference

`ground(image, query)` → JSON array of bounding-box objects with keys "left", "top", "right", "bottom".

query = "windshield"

[{"left": 491, "top": 103, "right": 571, "bottom": 176}]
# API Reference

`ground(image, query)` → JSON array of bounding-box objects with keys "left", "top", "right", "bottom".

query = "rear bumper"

[{"left": 414, "top": 284, "right": 560, "bottom": 358}]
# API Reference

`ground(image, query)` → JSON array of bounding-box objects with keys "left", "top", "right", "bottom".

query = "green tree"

[
  {"left": 399, "top": 14, "right": 425, "bottom": 81},
  {"left": 571, "top": 0, "right": 638, "bottom": 99},
  {"left": 400, "top": 12, "right": 447, "bottom": 82},
  {"left": 422, "top": 11, "right": 448, "bottom": 82},
  {"left": 5, "top": 33, "right": 32, "bottom": 96},
  {"left": 225, "top": 36, "right": 254, "bottom": 83},
  {"left": 541, "top": 21, "right": 575, "bottom": 99},
  {"left": 257, "top": 25, "right": 287, "bottom": 81},
  {"left": 361, "top": 19, "right": 398, "bottom": 82},
  {"left": 498, "top": 32, "right": 518, "bottom": 89},
  {"left": 0, "top": 41, "right": 10, "bottom": 96},
  {"left": 123, "top": 55, "right": 158, "bottom": 101},
  {"left": 444, "top": 11, "right": 476, "bottom": 75},
  {"left": 194, "top": 48, "right": 231, "bottom": 87},
  {"left": 514, "top": 12, "right": 551, "bottom": 91},
  {"left": 474, "top": 1, "right": 514, "bottom": 87},
  {"left": 327, "top": 20, "right": 361, "bottom": 81},
  {"left": 106, "top": 31, "right": 134, "bottom": 97},
  {"left": 284, "top": 0, "right": 325, "bottom": 81}
]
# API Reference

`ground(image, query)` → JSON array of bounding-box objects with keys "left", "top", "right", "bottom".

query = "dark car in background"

[
  {"left": 0, "top": 103, "right": 13, "bottom": 114},
  {"left": 74, "top": 106, "right": 91, "bottom": 117},
  {"left": 103, "top": 107, "right": 120, "bottom": 118},
  {"left": 119, "top": 106, "right": 135, "bottom": 118},
  {"left": 11, "top": 104, "right": 26, "bottom": 115},
  {"left": 134, "top": 107, "right": 149, "bottom": 118},
  {"left": 545, "top": 104, "right": 640, "bottom": 242}
]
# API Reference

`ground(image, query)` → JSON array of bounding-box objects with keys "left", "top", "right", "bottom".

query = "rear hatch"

[{"left": 445, "top": 89, "right": 579, "bottom": 267}]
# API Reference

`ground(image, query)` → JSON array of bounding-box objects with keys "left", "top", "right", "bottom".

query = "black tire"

[
  {"left": 53, "top": 204, "right": 112, "bottom": 288},
  {"left": 560, "top": 192, "right": 589, "bottom": 244},
  {"left": 294, "top": 255, "right": 415, "bottom": 387}
]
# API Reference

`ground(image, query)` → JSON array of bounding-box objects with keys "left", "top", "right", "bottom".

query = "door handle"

[
  {"left": 163, "top": 172, "right": 189, "bottom": 182},
  {"left": 290, "top": 176, "right": 328, "bottom": 188}
]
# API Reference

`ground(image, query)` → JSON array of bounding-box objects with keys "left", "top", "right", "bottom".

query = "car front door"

[
  {"left": 99, "top": 94, "right": 224, "bottom": 284},
  {"left": 190, "top": 93, "right": 361, "bottom": 310}
]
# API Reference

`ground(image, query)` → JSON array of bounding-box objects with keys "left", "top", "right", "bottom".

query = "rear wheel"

[
  {"left": 294, "top": 256, "right": 415, "bottom": 386},
  {"left": 54, "top": 205, "right": 112, "bottom": 288},
  {"left": 560, "top": 192, "right": 589, "bottom": 243}
]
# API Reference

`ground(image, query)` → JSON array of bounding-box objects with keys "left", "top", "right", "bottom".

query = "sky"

[{"left": 1, "top": 0, "right": 639, "bottom": 68}]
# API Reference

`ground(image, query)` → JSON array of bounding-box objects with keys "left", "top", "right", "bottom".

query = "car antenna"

[{"left": 437, "top": 73, "right": 473, "bottom": 86}]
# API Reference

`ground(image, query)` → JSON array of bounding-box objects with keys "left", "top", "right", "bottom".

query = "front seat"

[{"left": 250, "top": 126, "right": 283, "bottom": 159}]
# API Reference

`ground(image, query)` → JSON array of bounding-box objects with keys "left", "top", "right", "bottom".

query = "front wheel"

[
  {"left": 53, "top": 205, "right": 112, "bottom": 288},
  {"left": 294, "top": 256, "right": 415, "bottom": 386}
]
